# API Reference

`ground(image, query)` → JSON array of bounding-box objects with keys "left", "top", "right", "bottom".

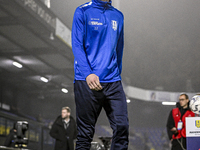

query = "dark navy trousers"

[{"left": 74, "top": 80, "right": 129, "bottom": 150}]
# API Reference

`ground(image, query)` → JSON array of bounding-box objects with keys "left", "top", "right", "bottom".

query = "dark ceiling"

[{"left": 0, "top": 0, "right": 74, "bottom": 99}]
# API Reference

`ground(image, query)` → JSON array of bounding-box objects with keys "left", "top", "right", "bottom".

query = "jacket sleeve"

[
  {"left": 166, "top": 110, "right": 175, "bottom": 140},
  {"left": 73, "top": 120, "right": 77, "bottom": 140},
  {"left": 72, "top": 7, "right": 92, "bottom": 79},
  {"left": 116, "top": 19, "right": 124, "bottom": 75},
  {"left": 49, "top": 121, "right": 62, "bottom": 141}
]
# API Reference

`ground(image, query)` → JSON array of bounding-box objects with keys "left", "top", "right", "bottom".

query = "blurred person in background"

[
  {"left": 4, "top": 123, "right": 17, "bottom": 148},
  {"left": 72, "top": 0, "right": 129, "bottom": 149},
  {"left": 50, "top": 107, "right": 77, "bottom": 150},
  {"left": 166, "top": 93, "right": 195, "bottom": 150}
]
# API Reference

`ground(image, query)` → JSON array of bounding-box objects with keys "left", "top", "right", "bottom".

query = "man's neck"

[
  {"left": 64, "top": 117, "right": 70, "bottom": 122},
  {"left": 183, "top": 105, "right": 188, "bottom": 109}
]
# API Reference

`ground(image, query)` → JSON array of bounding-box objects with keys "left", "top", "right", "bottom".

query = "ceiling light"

[
  {"left": 162, "top": 102, "right": 176, "bottom": 105},
  {"left": 61, "top": 88, "right": 68, "bottom": 94},
  {"left": 40, "top": 77, "right": 48, "bottom": 83},
  {"left": 126, "top": 99, "right": 131, "bottom": 103},
  {"left": 13, "top": 61, "right": 23, "bottom": 68},
  {"left": 50, "top": 32, "right": 54, "bottom": 40}
]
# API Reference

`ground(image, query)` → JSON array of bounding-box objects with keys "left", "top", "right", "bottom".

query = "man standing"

[
  {"left": 50, "top": 107, "right": 77, "bottom": 150},
  {"left": 4, "top": 123, "right": 17, "bottom": 148},
  {"left": 72, "top": 0, "right": 129, "bottom": 149},
  {"left": 166, "top": 93, "right": 195, "bottom": 150}
]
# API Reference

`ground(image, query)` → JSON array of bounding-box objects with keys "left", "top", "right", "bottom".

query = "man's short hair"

[
  {"left": 179, "top": 93, "right": 189, "bottom": 99},
  {"left": 62, "top": 106, "right": 71, "bottom": 113}
]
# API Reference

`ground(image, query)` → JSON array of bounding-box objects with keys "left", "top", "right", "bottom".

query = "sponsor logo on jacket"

[
  {"left": 112, "top": 20, "right": 117, "bottom": 31},
  {"left": 88, "top": 21, "right": 103, "bottom": 25}
]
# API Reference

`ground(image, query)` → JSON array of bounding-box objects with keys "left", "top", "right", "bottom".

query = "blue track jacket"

[{"left": 72, "top": 0, "right": 124, "bottom": 82}]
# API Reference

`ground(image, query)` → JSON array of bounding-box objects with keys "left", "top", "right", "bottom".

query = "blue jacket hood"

[{"left": 92, "top": 0, "right": 112, "bottom": 7}]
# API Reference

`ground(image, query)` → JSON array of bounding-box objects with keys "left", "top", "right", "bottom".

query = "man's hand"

[{"left": 86, "top": 74, "right": 102, "bottom": 91}]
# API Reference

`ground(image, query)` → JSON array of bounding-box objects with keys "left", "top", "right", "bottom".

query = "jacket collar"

[{"left": 92, "top": 0, "right": 112, "bottom": 8}]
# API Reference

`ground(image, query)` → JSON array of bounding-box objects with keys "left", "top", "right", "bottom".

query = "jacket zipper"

[{"left": 102, "top": 3, "right": 108, "bottom": 25}]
